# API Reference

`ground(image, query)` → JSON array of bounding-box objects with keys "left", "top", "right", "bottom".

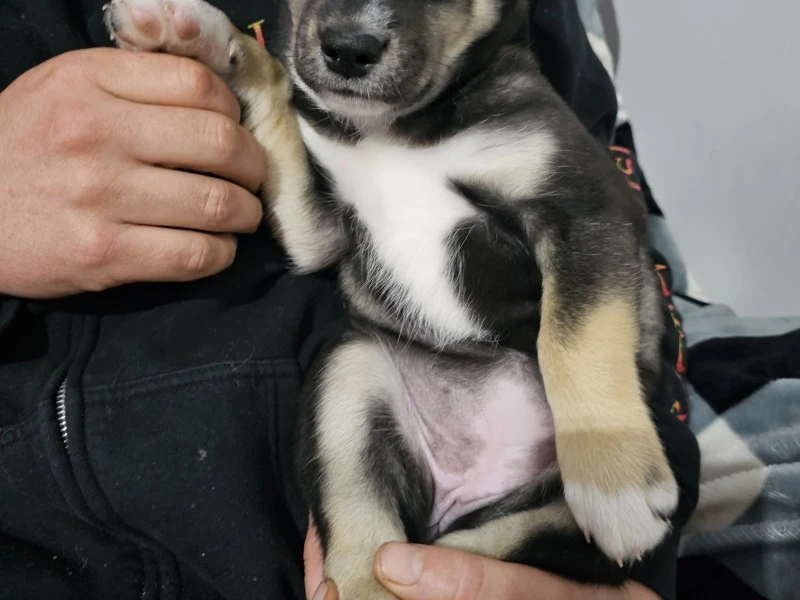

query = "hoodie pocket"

[{"left": 72, "top": 360, "right": 306, "bottom": 600}]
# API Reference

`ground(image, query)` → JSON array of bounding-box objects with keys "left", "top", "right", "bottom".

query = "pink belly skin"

[{"left": 402, "top": 353, "right": 556, "bottom": 535}]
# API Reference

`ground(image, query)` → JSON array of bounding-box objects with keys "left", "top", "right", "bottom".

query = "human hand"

[
  {"left": 304, "top": 521, "right": 660, "bottom": 600},
  {"left": 0, "top": 48, "right": 268, "bottom": 298}
]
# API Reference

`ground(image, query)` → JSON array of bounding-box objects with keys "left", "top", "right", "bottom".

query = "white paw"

[
  {"left": 103, "top": 0, "right": 241, "bottom": 75},
  {"left": 565, "top": 476, "right": 679, "bottom": 564}
]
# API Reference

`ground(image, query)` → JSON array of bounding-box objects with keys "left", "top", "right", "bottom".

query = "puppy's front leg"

[
  {"left": 223, "top": 35, "right": 350, "bottom": 273},
  {"left": 301, "top": 337, "right": 415, "bottom": 600},
  {"left": 536, "top": 274, "right": 679, "bottom": 565},
  {"left": 104, "top": 0, "right": 348, "bottom": 272}
]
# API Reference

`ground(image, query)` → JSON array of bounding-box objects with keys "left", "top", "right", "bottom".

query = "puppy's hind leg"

[
  {"left": 298, "top": 335, "right": 430, "bottom": 600},
  {"left": 435, "top": 501, "right": 625, "bottom": 585}
]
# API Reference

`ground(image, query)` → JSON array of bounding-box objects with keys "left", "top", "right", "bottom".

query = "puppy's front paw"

[
  {"left": 103, "top": 0, "right": 242, "bottom": 75},
  {"left": 559, "top": 429, "right": 679, "bottom": 564}
]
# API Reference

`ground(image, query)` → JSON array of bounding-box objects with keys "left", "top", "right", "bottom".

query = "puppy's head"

[{"left": 285, "top": 0, "right": 525, "bottom": 125}]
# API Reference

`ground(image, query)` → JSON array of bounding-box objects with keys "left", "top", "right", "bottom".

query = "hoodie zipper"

[
  {"left": 53, "top": 316, "right": 176, "bottom": 599},
  {"left": 56, "top": 379, "right": 69, "bottom": 453},
  {"left": 55, "top": 376, "right": 154, "bottom": 599}
]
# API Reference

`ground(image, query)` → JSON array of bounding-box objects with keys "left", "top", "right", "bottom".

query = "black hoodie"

[{"left": 0, "top": 1, "right": 699, "bottom": 599}]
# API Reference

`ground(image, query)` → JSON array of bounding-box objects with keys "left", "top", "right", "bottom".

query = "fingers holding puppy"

[
  {"left": 0, "top": 46, "right": 267, "bottom": 298},
  {"left": 305, "top": 535, "right": 661, "bottom": 600},
  {"left": 372, "top": 543, "right": 656, "bottom": 600}
]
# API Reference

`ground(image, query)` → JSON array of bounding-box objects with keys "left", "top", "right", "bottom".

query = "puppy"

[{"left": 105, "top": 0, "right": 679, "bottom": 597}]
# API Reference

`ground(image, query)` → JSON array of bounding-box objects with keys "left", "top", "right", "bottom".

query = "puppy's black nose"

[{"left": 320, "top": 28, "right": 384, "bottom": 79}]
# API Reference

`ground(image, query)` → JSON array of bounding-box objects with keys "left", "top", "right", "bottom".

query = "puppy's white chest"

[
  {"left": 306, "top": 130, "right": 473, "bottom": 234},
  {"left": 298, "top": 119, "right": 485, "bottom": 342}
]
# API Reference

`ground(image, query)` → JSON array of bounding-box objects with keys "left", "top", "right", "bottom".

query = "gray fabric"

[
  {"left": 679, "top": 374, "right": 800, "bottom": 600},
  {"left": 682, "top": 306, "right": 800, "bottom": 347},
  {"left": 672, "top": 285, "right": 800, "bottom": 600}
]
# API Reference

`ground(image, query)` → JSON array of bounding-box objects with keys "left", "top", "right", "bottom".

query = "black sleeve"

[{"left": 525, "top": 2, "right": 701, "bottom": 599}]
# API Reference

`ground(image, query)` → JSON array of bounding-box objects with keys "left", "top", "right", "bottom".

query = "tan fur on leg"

[
  {"left": 223, "top": 33, "right": 348, "bottom": 272},
  {"left": 537, "top": 279, "right": 678, "bottom": 563}
]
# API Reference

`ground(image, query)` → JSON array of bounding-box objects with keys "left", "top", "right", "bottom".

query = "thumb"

[{"left": 373, "top": 543, "right": 583, "bottom": 600}]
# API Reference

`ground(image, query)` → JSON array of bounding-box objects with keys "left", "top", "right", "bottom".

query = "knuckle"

[
  {"left": 202, "top": 181, "right": 233, "bottom": 228},
  {"left": 40, "top": 50, "right": 103, "bottom": 94},
  {"left": 205, "top": 114, "right": 240, "bottom": 161},
  {"left": 49, "top": 101, "right": 102, "bottom": 154},
  {"left": 50, "top": 54, "right": 88, "bottom": 84},
  {"left": 181, "top": 236, "right": 214, "bottom": 275},
  {"left": 71, "top": 164, "right": 114, "bottom": 209},
  {"left": 74, "top": 224, "right": 118, "bottom": 269},
  {"left": 178, "top": 57, "right": 216, "bottom": 100}
]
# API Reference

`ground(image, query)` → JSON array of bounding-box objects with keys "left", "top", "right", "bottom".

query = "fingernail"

[
  {"left": 379, "top": 543, "right": 424, "bottom": 586},
  {"left": 312, "top": 582, "right": 327, "bottom": 600}
]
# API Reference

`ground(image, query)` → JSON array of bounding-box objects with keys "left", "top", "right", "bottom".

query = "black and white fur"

[{"left": 104, "top": 0, "right": 680, "bottom": 597}]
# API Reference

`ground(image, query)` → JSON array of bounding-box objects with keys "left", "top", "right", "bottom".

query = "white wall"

[{"left": 615, "top": 1, "right": 800, "bottom": 317}]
